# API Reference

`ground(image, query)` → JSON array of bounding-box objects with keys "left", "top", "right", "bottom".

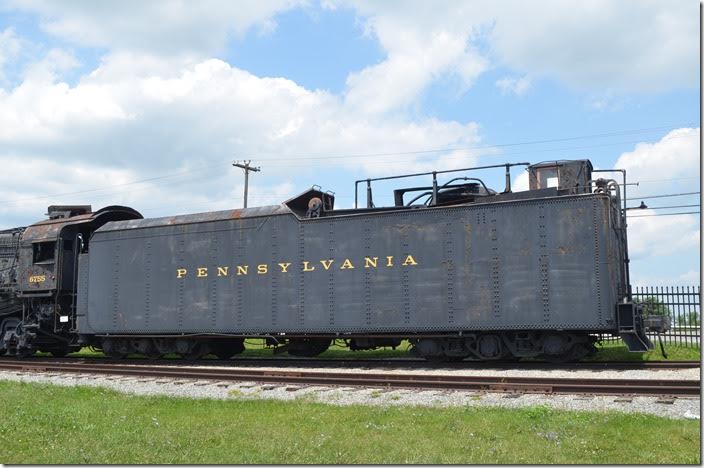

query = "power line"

[
  {"left": 629, "top": 211, "right": 700, "bottom": 217},
  {"left": 632, "top": 192, "right": 701, "bottom": 201},
  {"left": 236, "top": 122, "right": 696, "bottom": 160},
  {"left": 1, "top": 170, "right": 230, "bottom": 206},
  {"left": 241, "top": 131, "right": 697, "bottom": 163},
  {"left": 635, "top": 176, "right": 700, "bottom": 183},
  {"left": 0, "top": 123, "right": 696, "bottom": 206},
  {"left": 627, "top": 204, "right": 700, "bottom": 210},
  {"left": 0, "top": 164, "right": 224, "bottom": 205}
]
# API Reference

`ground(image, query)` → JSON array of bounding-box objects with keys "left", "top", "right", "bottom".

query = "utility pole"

[{"left": 232, "top": 160, "right": 260, "bottom": 208}]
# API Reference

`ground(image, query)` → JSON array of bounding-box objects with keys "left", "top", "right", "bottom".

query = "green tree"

[
  {"left": 639, "top": 296, "right": 670, "bottom": 316},
  {"left": 676, "top": 311, "right": 700, "bottom": 327}
]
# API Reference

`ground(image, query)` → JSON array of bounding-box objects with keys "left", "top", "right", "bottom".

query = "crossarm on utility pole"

[{"left": 232, "top": 160, "right": 261, "bottom": 208}]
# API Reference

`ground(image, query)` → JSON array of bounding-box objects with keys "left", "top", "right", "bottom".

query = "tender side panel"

[{"left": 81, "top": 195, "right": 616, "bottom": 334}]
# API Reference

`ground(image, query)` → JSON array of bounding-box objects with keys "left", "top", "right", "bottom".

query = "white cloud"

[
  {"left": 496, "top": 76, "right": 531, "bottom": 96},
  {"left": 627, "top": 211, "right": 699, "bottom": 259},
  {"left": 343, "top": 23, "right": 488, "bottom": 114},
  {"left": 586, "top": 90, "right": 627, "bottom": 112},
  {"left": 487, "top": 0, "right": 697, "bottom": 91},
  {"left": 0, "top": 53, "right": 484, "bottom": 227},
  {"left": 333, "top": 0, "right": 697, "bottom": 101},
  {"left": 631, "top": 270, "right": 700, "bottom": 288},
  {"left": 0, "top": 27, "right": 24, "bottom": 84},
  {"left": 7, "top": 0, "right": 302, "bottom": 56},
  {"left": 512, "top": 170, "right": 529, "bottom": 192},
  {"left": 23, "top": 48, "right": 79, "bottom": 82},
  {"left": 615, "top": 127, "right": 700, "bottom": 196},
  {"left": 0, "top": 1, "right": 698, "bottom": 234},
  {"left": 613, "top": 128, "right": 701, "bottom": 260},
  {"left": 4, "top": 0, "right": 697, "bottom": 114},
  {"left": 495, "top": 76, "right": 531, "bottom": 96}
]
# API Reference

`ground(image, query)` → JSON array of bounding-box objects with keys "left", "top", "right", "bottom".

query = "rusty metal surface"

[
  {"left": 0, "top": 358, "right": 698, "bottom": 397},
  {"left": 21, "top": 214, "right": 94, "bottom": 243},
  {"left": 528, "top": 159, "right": 593, "bottom": 193},
  {"left": 96, "top": 205, "right": 289, "bottom": 233},
  {"left": 22, "top": 206, "right": 142, "bottom": 242},
  {"left": 17, "top": 206, "right": 143, "bottom": 294}
]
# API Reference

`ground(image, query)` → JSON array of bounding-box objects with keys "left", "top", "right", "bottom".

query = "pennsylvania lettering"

[{"left": 176, "top": 255, "right": 418, "bottom": 279}]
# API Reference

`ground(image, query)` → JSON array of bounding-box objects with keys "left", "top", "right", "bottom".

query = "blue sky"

[{"left": 0, "top": 0, "right": 699, "bottom": 286}]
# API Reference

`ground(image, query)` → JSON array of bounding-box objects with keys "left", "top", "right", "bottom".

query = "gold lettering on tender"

[
  {"left": 402, "top": 255, "right": 418, "bottom": 266},
  {"left": 177, "top": 254, "right": 416, "bottom": 279}
]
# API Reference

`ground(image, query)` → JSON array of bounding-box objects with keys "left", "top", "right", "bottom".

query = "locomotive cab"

[{"left": 3, "top": 205, "right": 142, "bottom": 357}]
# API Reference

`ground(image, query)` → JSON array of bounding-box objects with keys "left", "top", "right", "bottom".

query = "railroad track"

[
  {"left": 193, "top": 357, "right": 701, "bottom": 371},
  {"left": 0, "top": 358, "right": 699, "bottom": 397},
  {"left": 3, "top": 355, "right": 699, "bottom": 371}
]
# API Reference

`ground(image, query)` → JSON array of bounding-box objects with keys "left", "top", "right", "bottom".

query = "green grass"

[
  {"left": 589, "top": 341, "right": 701, "bottom": 361},
  {"left": 0, "top": 381, "right": 699, "bottom": 464}
]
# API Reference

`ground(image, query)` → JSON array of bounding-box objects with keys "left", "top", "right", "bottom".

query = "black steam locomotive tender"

[{"left": 0, "top": 159, "right": 669, "bottom": 362}]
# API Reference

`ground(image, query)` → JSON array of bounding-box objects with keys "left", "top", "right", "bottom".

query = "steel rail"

[
  {"left": 202, "top": 357, "right": 702, "bottom": 371},
  {"left": 5, "top": 355, "right": 697, "bottom": 371},
  {"left": 0, "top": 359, "right": 698, "bottom": 397}
]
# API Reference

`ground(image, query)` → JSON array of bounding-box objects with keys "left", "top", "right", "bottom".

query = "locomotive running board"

[{"left": 617, "top": 303, "right": 654, "bottom": 352}]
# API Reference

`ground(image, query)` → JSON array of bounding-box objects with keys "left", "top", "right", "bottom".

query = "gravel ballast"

[
  {"left": 176, "top": 363, "right": 701, "bottom": 381},
  {"left": 0, "top": 369, "right": 699, "bottom": 420}
]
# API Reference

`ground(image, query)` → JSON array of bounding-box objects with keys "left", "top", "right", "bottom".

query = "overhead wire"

[
  {"left": 244, "top": 131, "right": 697, "bottom": 163},
  {"left": 0, "top": 122, "right": 697, "bottom": 206},
  {"left": 629, "top": 211, "right": 700, "bottom": 217},
  {"left": 235, "top": 122, "right": 698, "bottom": 161},
  {"left": 627, "top": 204, "right": 700, "bottom": 210},
  {"left": 631, "top": 192, "right": 700, "bottom": 201}
]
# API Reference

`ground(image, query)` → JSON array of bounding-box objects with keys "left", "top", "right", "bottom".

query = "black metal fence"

[{"left": 600, "top": 285, "right": 700, "bottom": 348}]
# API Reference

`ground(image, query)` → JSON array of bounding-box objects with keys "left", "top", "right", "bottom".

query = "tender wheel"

[
  {"left": 543, "top": 353, "right": 573, "bottom": 364},
  {"left": 446, "top": 356, "right": 467, "bottom": 362},
  {"left": 211, "top": 339, "right": 245, "bottom": 360},
  {"left": 287, "top": 338, "right": 330, "bottom": 357},
  {"left": 17, "top": 348, "right": 36, "bottom": 358},
  {"left": 543, "top": 345, "right": 580, "bottom": 364},
  {"left": 102, "top": 338, "right": 129, "bottom": 359},
  {"left": 181, "top": 342, "right": 210, "bottom": 360},
  {"left": 50, "top": 349, "right": 70, "bottom": 358},
  {"left": 145, "top": 350, "right": 163, "bottom": 360}
]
